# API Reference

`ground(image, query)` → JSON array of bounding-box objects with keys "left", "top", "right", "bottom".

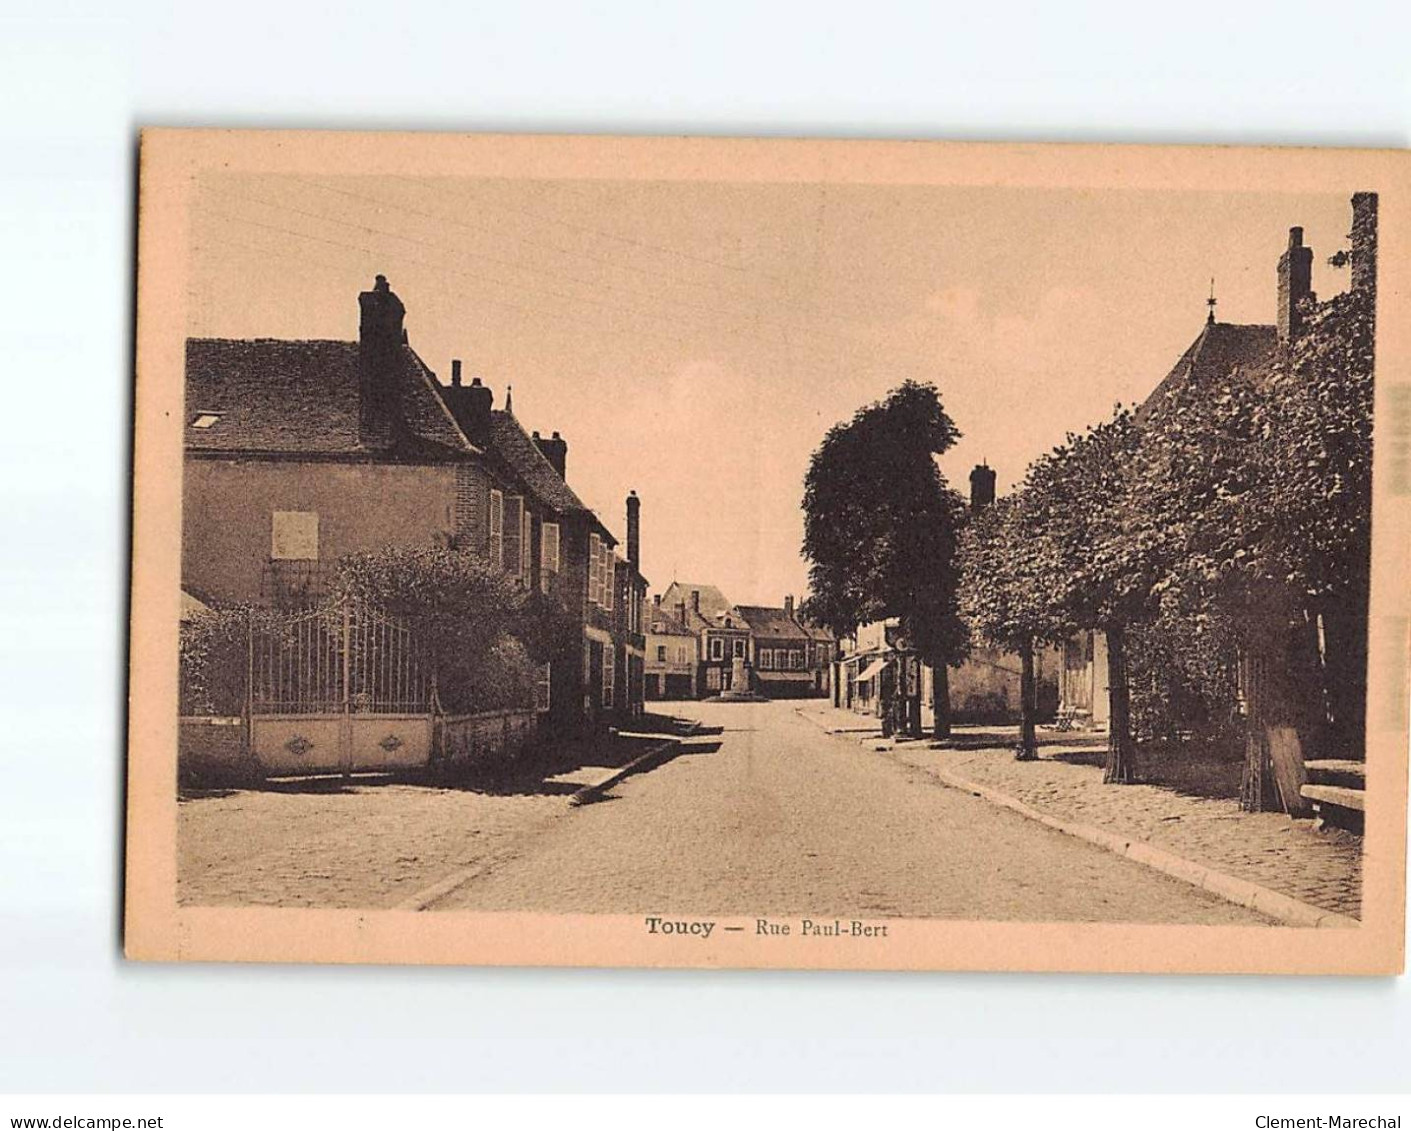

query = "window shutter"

[
  {"left": 488, "top": 490, "right": 504, "bottom": 570},
  {"left": 540, "top": 522, "right": 560, "bottom": 592},
  {"left": 520, "top": 505, "right": 532, "bottom": 585},
  {"left": 503, "top": 495, "right": 523, "bottom": 578},
  {"left": 602, "top": 645, "right": 615, "bottom": 707},
  {"left": 588, "top": 534, "right": 601, "bottom": 604},
  {"left": 604, "top": 554, "right": 614, "bottom": 611}
]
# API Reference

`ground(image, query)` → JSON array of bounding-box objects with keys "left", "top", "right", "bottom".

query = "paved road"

[{"left": 434, "top": 700, "right": 1269, "bottom": 923}]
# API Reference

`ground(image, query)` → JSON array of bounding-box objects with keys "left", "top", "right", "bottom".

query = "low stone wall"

[
  {"left": 437, "top": 708, "right": 540, "bottom": 772},
  {"left": 178, "top": 716, "right": 251, "bottom": 783}
]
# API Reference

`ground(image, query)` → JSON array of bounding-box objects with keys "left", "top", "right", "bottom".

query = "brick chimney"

[
  {"left": 1277, "top": 226, "right": 1314, "bottom": 342},
  {"left": 969, "top": 462, "right": 997, "bottom": 511},
  {"left": 534, "top": 430, "right": 568, "bottom": 479},
  {"left": 440, "top": 373, "right": 494, "bottom": 446},
  {"left": 357, "top": 275, "right": 406, "bottom": 442},
  {"left": 1351, "top": 192, "right": 1378, "bottom": 297},
  {"left": 784, "top": 594, "right": 794, "bottom": 618},
  {"left": 690, "top": 590, "right": 701, "bottom": 614},
  {"left": 676, "top": 601, "right": 688, "bottom": 627},
  {"left": 625, "top": 490, "right": 640, "bottom": 572}
]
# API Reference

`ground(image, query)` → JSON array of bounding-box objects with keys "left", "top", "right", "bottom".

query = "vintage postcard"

[{"left": 127, "top": 130, "right": 1410, "bottom": 973}]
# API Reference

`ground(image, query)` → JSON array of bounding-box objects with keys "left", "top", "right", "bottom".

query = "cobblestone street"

[
  {"left": 429, "top": 701, "right": 1271, "bottom": 923},
  {"left": 177, "top": 699, "right": 1356, "bottom": 924}
]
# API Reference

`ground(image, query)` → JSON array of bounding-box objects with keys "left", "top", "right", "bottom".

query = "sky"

[{"left": 187, "top": 174, "right": 1355, "bottom": 607}]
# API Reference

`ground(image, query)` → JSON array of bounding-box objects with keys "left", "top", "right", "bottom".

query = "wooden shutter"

[
  {"left": 540, "top": 522, "right": 560, "bottom": 592},
  {"left": 588, "top": 534, "right": 601, "bottom": 604},
  {"left": 488, "top": 490, "right": 504, "bottom": 570},
  {"left": 503, "top": 495, "right": 523, "bottom": 578}
]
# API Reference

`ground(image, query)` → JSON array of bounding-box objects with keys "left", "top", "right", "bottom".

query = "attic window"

[{"left": 191, "top": 413, "right": 221, "bottom": 429}]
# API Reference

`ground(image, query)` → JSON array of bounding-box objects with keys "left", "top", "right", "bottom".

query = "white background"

[{"left": 2, "top": 0, "right": 1409, "bottom": 1095}]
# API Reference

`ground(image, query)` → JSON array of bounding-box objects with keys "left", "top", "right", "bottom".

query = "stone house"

[
  {"left": 183, "top": 274, "right": 642, "bottom": 735},
  {"left": 436, "top": 365, "right": 646, "bottom": 732},
  {"left": 182, "top": 276, "right": 484, "bottom": 611}
]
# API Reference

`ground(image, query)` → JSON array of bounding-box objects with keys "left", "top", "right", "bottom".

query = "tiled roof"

[
  {"left": 185, "top": 338, "right": 473, "bottom": 457},
  {"left": 1134, "top": 322, "right": 1279, "bottom": 426},
  {"left": 736, "top": 605, "right": 811, "bottom": 640},
  {"left": 486, "top": 410, "right": 595, "bottom": 519},
  {"left": 660, "top": 581, "right": 735, "bottom": 623},
  {"left": 797, "top": 618, "right": 836, "bottom": 642}
]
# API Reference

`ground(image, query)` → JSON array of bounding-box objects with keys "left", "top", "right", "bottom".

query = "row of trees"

[{"left": 802, "top": 266, "right": 1373, "bottom": 800}]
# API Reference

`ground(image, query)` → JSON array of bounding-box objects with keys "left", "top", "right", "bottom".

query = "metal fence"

[{"left": 250, "top": 597, "right": 431, "bottom": 716}]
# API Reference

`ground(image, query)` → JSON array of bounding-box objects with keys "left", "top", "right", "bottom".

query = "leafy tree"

[
  {"left": 1015, "top": 410, "right": 1149, "bottom": 779},
  {"left": 801, "top": 380, "right": 969, "bottom": 738},
  {"left": 959, "top": 496, "right": 1060, "bottom": 757},
  {"left": 334, "top": 545, "right": 578, "bottom": 713}
]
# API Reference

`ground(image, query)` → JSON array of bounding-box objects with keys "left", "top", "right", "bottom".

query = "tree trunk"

[
  {"left": 1016, "top": 639, "right": 1037, "bottom": 760},
  {"left": 932, "top": 662, "right": 952, "bottom": 740},
  {"left": 1103, "top": 623, "right": 1136, "bottom": 783}
]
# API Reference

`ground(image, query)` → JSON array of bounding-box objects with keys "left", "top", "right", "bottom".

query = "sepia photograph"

[{"left": 125, "top": 131, "right": 1410, "bottom": 973}]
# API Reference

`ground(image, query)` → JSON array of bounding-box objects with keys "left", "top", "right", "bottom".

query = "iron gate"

[{"left": 247, "top": 598, "right": 434, "bottom": 775}]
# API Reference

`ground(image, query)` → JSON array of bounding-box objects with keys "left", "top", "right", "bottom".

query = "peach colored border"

[{"left": 126, "top": 130, "right": 1410, "bottom": 973}]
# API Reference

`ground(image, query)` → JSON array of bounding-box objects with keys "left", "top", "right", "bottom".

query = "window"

[
  {"left": 733, "top": 639, "right": 745, "bottom": 658},
  {"left": 489, "top": 489, "right": 504, "bottom": 569},
  {"left": 792, "top": 650, "right": 804, "bottom": 670},
  {"left": 602, "top": 645, "right": 615, "bottom": 708},
  {"left": 656, "top": 645, "right": 667, "bottom": 662},
  {"left": 706, "top": 667, "right": 722, "bottom": 691},
  {"left": 271, "top": 511, "right": 318, "bottom": 560},
  {"left": 536, "top": 663, "right": 552, "bottom": 713},
  {"left": 677, "top": 645, "right": 689, "bottom": 665},
  {"left": 540, "top": 522, "right": 560, "bottom": 591},
  {"left": 710, "top": 637, "right": 724, "bottom": 661},
  {"left": 503, "top": 495, "right": 524, "bottom": 578},
  {"left": 604, "top": 554, "right": 614, "bottom": 612}
]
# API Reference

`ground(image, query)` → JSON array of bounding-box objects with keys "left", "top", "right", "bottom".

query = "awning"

[{"left": 856, "top": 658, "right": 889, "bottom": 683}]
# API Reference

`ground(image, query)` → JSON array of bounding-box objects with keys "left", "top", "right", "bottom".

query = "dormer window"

[{"left": 192, "top": 413, "right": 221, "bottom": 429}]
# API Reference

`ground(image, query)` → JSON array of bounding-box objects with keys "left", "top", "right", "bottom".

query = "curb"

[
  {"left": 398, "top": 728, "right": 691, "bottom": 911},
  {"left": 797, "top": 707, "right": 1358, "bottom": 929},
  {"left": 569, "top": 735, "right": 682, "bottom": 807}
]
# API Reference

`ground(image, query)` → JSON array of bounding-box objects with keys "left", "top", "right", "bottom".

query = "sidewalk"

[
  {"left": 796, "top": 702, "right": 1363, "bottom": 920},
  {"left": 177, "top": 722, "right": 685, "bottom": 910}
]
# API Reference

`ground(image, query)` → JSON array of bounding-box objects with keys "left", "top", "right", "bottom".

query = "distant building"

[
  {"left": 737, "top": 597, "right": 816, "bottom": 698},
  {"left": 644, "top": 596, "right": 699, "bottom": 700},
  {"left": 658, "top": 581, "right": 751, "bottom": 696}
]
